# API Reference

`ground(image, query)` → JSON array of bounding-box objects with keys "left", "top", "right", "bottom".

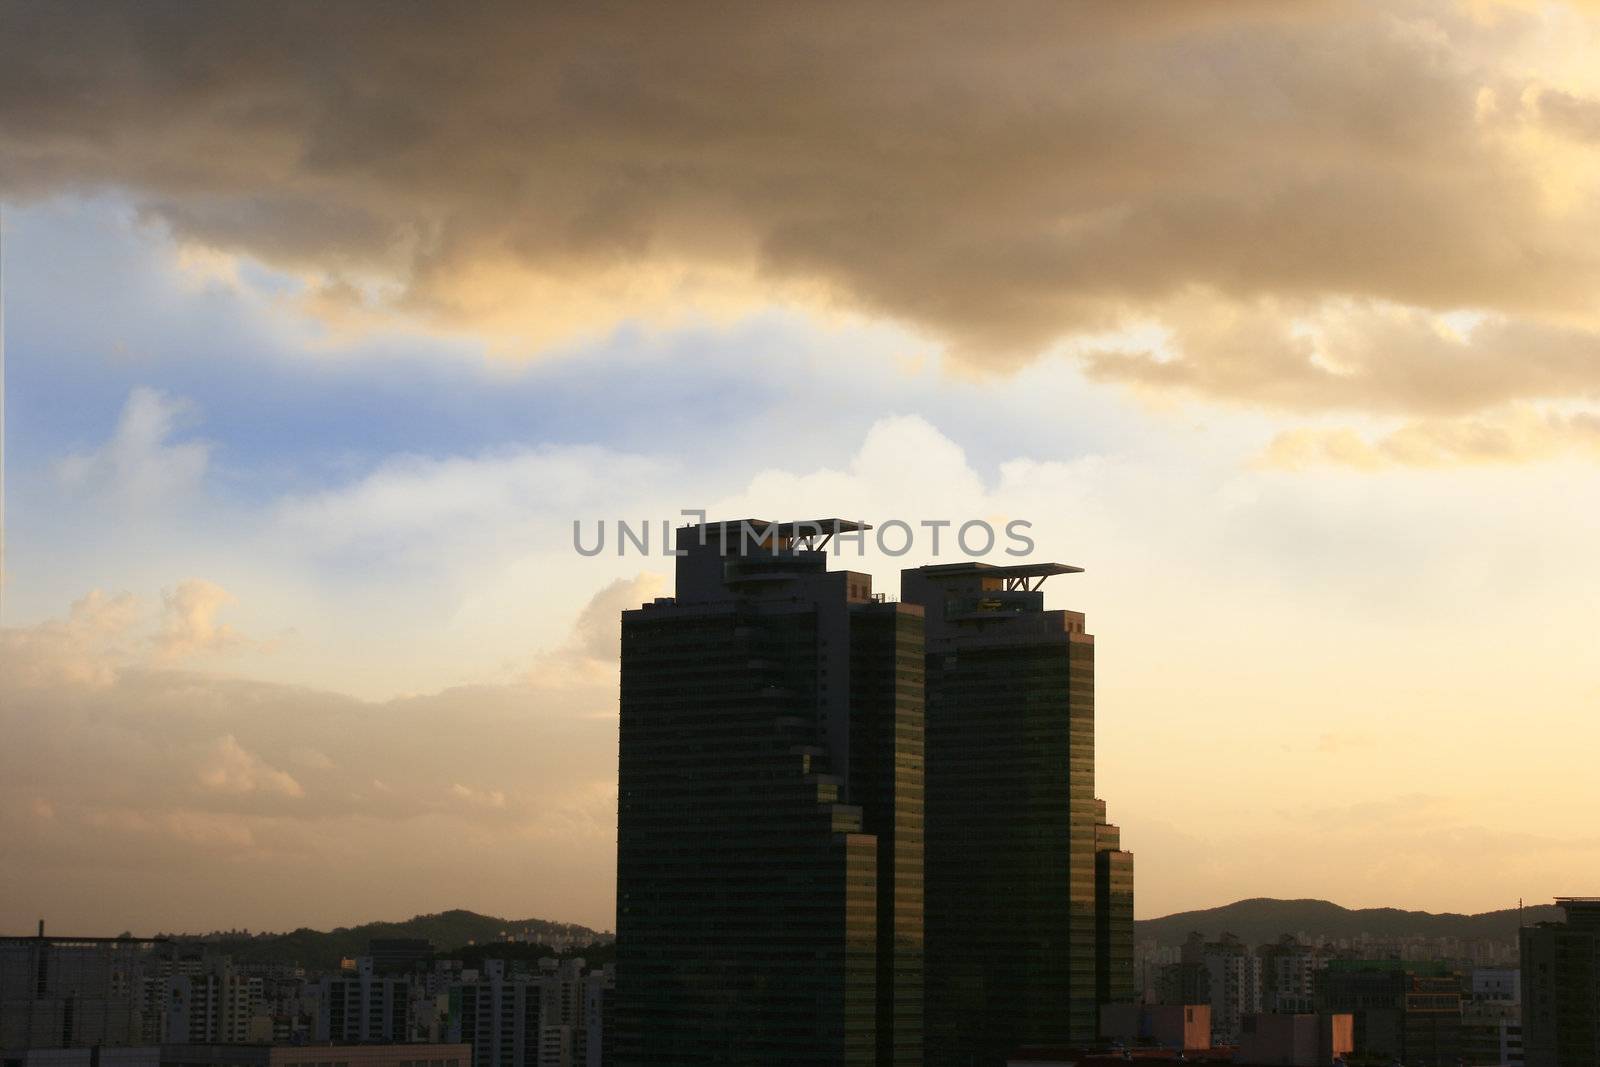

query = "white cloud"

[
  {"left": 58, "top": 387, "right": 210, "bottom": 503},
  {"left": 274, "top": 447, "right": 669, "bottom": 553}
]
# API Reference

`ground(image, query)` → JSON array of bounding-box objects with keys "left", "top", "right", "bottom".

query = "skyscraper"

[
  {"left": 614, "top": 526, "right": 1132, "bottom": 1066},
  {"left": 613, "top": 520, "right": 924, "bottom": 1066},
  {"left": 903, "top": 562, "right": 1133, "bottom": 1065}
]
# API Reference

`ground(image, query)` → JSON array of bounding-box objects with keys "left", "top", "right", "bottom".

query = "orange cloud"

[{"left": 4, "top": 1, "right": 1600, "bottom": 429}]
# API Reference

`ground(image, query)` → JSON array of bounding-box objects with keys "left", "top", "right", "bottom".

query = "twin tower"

[{"left": 611, "top": 519, "right": 1134, "bottom": 1067}]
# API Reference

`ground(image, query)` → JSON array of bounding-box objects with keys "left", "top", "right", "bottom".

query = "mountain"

[
  {"left": 158, "top": 910, "right": 610, "bottom": 971},
  {"left": 1134, "top": 897, "right": 1563, "bottom": 948}
]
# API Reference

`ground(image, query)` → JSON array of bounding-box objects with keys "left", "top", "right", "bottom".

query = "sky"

[{"left": 2, "top": 0, "right": 1600, "bottom": 936}]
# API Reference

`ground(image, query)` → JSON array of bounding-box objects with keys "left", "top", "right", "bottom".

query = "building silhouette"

[
  {"left": 904, "top": 563, "right": 1133, "bottom": 1063},
  {"left": 613, "top": 520, "right": 923, "bottom": 1066},
  {"left": 1522, "top": 897, "right": 1600, "bottom": 1067},
  {"left": 612, "top": 523, "right": 1133, "bottom": 1066}
]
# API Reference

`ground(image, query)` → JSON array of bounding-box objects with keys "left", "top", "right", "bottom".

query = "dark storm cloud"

[{"left": 4, "top": 0, "right": 1600, "bottom": 415}]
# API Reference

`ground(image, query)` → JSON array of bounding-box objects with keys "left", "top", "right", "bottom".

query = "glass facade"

[
  {"left": 613, "top": 532, "right": 1130, "bottom": 1067},
  {"left": 1095, "top": 815, "right": 1135, "bottom": 1008},
  {"left": 613, "top": 522, "right": 924, "bottom": 1067},
  {"left": 904, "top": 564, "right": 1133, "bottom": 1066},
  {"left": 850, "top": 607, "right": 927, "bottom": 1067}
]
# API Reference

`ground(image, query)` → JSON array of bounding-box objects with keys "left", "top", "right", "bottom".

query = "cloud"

[
  {"left": 6, "top": 411, "right": 1600, "bottom": 929},
  {"left": 274, "top": 446, "right": 669, "bottom": 555},
  {"left": 290, "top": 747, "right": 336, "bottom": 771},
  {"left": 5, "top": 2, "right": 1600, "bottom": 425},
  {"left": 450, "top": 783, "right": 507, "bottom": 810},
  {"left": 561, "top": 574, "right": 664, "bottom": 666},
  {"left": 197, "top": 735, "right": 304, "bottom": 798},
  {"left": 58, "top": 387, "right": 210, "bottom": 501},
  {"left": 0, "top": 589, "right": 143, "bottom": 687},
  {"left": 154, "top": 579, "right": 246, "bottom": 660},
  {"left": 0, "top": 577, "right": 627, "bottom": 931},
  {"left": 1084, "top": 299, "right": 1600, "bottom": 418},
  {"left": 1537, "top": 87, "right": 1600, "bottom": 141},
  {"left": 1260, "top": 406, "right": 1600, "bottom": 469}
]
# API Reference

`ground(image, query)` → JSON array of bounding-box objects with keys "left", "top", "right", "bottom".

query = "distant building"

[
  {"left": 0, "top": 935, "right": 159, "bottom": 1050},
  {"left": 1462, "top": 1009, "right": 1523, "bottom": 1067},
  {"left": 161, "top": 962, "right": 264, "bottom": 1045},
  {"left": 1257, "top": 936, "right": 1323, "bottom": 1014},
  {"left": 447, "top": 958, "right": 602, "bottom": 1067},
  {"left": 1522, "top": 897, "right": 1600, "bottom": 1067},
  {"left": 447, "top": 961, "right": 540, "bottom": 1067},
  {"left": 366, "top": 942, "right": 433, "bottom": 977},
  {"left": 163, "top": 1043, "right": 465, "bottom": 1067},
  {"left": 319, "top": 960, "right": 409, "bottom": 1044},
  {"left": 1176, "top": 933, "right": 1262, "bottom": 1043},
  {"left": 1, "top": 1045, "right": 467, "bottom": 1067},
  {"left": 580, "top": 968, "right": 611, "bottom": 1067},
  {"left": 1473, "top": 966, "right": 1522, "bottom": 1005},
  {"left": 533, "top": 1026, "right": 570, "bottom": 1067},
  {"left": 2, "top": 1049, "right": 160, "bottom": 1067},
  {"left": 1317, "top": 958, "right": 1462, "bottom": 1066},
  {"left": 1097, "top": 1003, "right": 1210, "bottom": 1051},
  {"left": 1463, "top": 965, "right": 1523, "bottom": 1067},
  {"left": 1235, "top": 1012, "right": 1353, "bottom": 1066}
]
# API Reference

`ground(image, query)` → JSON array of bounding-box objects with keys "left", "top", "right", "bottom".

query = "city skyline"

[{"left": 5, "top": 0, "right": 1600, "bottom": 939}]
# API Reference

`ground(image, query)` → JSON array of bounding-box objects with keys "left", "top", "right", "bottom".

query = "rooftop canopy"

[{"left": 917, "top": 562, "right": 1084, "bottom": 578}]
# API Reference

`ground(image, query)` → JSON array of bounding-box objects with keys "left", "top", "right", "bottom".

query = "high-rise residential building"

[
  {"left": 1176, "top": 933, "right": 1263, "bottom": 1044},
  {"left": 581, "top": 966, "right": 612, "bottom": 1067},
  {"left": 320, "top": 958, "right": 411, "bottom": 1044},
  {"left": 442, "top": 957, "right": 600, "bottom": 1067},
  {"left": 447, "top": 960, "right": 542, "bottom": 1067},
  {"left": 902, "top": 561, "right": 1133, "bottom": 1064},
  {"left": 1522, "top": 897, "right": 1600, "bottom": 1067},
  {"left": 1460, "top": 964, "right": 1525, "bottom": 1067},
  {"left": 161, "top": 956, "right": 264, "bottom": 1045},
  {"left": 1258, "top": 935, "right": 1324, "bottom": 1014},
  {"left": 613, "top": 520, "right": 924, "bottom": 1067}
]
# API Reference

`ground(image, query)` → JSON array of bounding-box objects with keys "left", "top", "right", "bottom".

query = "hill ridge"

[{"left": 1136, "top": 896, "right": 1561, "bottom": 947}]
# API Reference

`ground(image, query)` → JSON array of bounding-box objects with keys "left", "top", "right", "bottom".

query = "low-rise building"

[{"left": 1235, "top": 1012, "right": 1354, "bottom": 1066}]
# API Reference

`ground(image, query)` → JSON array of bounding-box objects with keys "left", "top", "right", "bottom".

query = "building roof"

[
  {"left": 685, "top": 518, "right": 871, "bottom": 535},
  {"left": 917, "top": 562, "right": 1084, "bottom": 577}
]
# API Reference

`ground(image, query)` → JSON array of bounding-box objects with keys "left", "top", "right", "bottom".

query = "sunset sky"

[{"left": 3, "top": 0, "right": 1600, "bottom": 936}]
